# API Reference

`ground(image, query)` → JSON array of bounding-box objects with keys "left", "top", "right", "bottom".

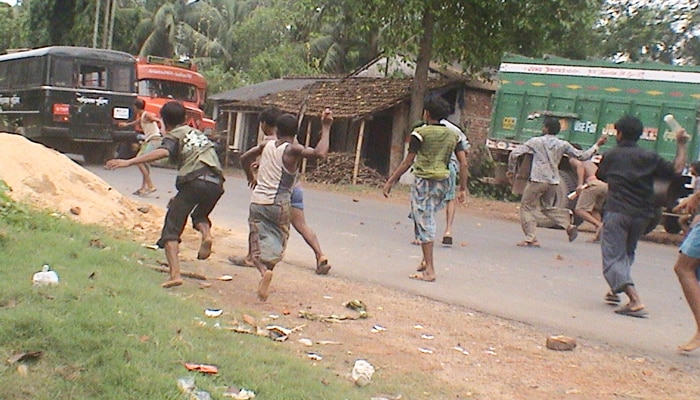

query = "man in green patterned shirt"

[{"left": 383, "top": 96, "right": 468, "bottom": 282}]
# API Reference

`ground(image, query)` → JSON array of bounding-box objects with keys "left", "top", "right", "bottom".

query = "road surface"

[{"left": 88, "top": 164, "right": 700, "bottom": 365}]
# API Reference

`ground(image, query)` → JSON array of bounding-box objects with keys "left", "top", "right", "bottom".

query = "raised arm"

[
  {"left": 299, "top": 108, "right": 333, "bottom": 159},
  {"left": 674, "top": 129, "right": 690, "bottom": 174}
]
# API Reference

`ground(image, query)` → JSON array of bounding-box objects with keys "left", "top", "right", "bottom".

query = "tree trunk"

[{"left": 407, "top": 5, "right": 435, "bottom": 136}]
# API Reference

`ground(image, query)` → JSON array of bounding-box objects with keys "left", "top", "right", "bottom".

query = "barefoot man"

[
  {"left": 672, "top": 172, "right": 700, "bottom": 351},
  {"left": 239, "top": 109, "right": 333, "bottom": 301},
  {"left": 107, "top": 101, "right": 225, "bottom": 288},
  {"left": 383, "top": 95, "right": 468, "bottom": 282}
]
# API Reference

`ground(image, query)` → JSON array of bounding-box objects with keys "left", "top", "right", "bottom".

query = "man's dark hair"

[
  {"left": 260, "top": 106, "right": 281, "bottom": 127},
  {"left": 423, "top": 95, "right": 450, "bottom": 121},
  {"left": 614, "top": 115, "right": 643, "bottom": 141},
  {"left": 543, "top": 117, "right": 561, "bottom": 135},
  {"left": 276, "top": 113, "right": 298, "bottom": 138},
  {"left": 134, "top": 98, "right": 145, "bottom": 110},
  {"left": 691, "top": 161, "right": 700, "bottom": 175},
  {"left": 160, "top": 101, "right": 186, "bottom": 128}
]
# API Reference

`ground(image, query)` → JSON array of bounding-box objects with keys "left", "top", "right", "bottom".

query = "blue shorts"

[
  {"left": 680, "top": 223, "right": 700, "bottom": 259},
  {"left": 444, "top": 160, "right": 457, "bottom": 202},
  {"left": 291, "top": 186, "right": 304, "bottom": 210}
]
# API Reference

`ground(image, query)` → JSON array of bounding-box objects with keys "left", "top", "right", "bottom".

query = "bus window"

[
  {"left": 0, "top": 62, "right": 7, "bottom": 89},
  {"left": 112, "top": 64, "right": 132, "bottom": 93},
  {"left": 79, "top": 64, "right": 107, "bottom": 88},
  {"left": 24, "top": 57, "right": 43, "bottom": 87},
  {"left": 50, "top": 58, "right": 73, "bottom": 87}
]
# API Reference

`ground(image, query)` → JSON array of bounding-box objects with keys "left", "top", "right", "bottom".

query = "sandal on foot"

[
  {"left": 442, "top": 236, "right": 453, "bottom": 246},
  {"left": 416, "top": 260, "right": 427, "bottom": 272},
  {"left": 408, "top": 273, "right": 435, "bottom": 282},
  {"left": 614, "top": 304, "right": 648, "bottom": 318},
  {"left": 139, "top": 187, "right": 157, "bottom": 196},
  {"left": 604, "top": 291, "right": 620, "bottom": 304},
  {"left": 516, "top": 240, "right": 540, "bottom": 248},
  {"left": 133, "top": 189, "right": 145, "bottom": 195},
  {"left": 228, "top": 255, "right": 254, "bottom": 268},
  {"left": 316, "top": 257, "right": 331, "bottom": 275}
]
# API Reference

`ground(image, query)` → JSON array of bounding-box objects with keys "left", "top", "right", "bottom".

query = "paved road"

[{"left": 88, "top": 164, "right": 700, "bottom": 365}]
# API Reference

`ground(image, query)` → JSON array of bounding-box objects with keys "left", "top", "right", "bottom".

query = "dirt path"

[{"left": 167, "top": 188, "right": 700, "bottom": 400}]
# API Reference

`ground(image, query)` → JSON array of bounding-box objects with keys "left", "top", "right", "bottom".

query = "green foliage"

[
  {"left": 597, "top": 0, "right": 700, "bottom": 64},
  {"left": 0, "top": 180, "right": 32, "bottom": 228}
]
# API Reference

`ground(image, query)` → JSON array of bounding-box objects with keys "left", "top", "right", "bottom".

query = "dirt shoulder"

[{"left": 170, "top": 182, "right": 698, "bottom": 400}]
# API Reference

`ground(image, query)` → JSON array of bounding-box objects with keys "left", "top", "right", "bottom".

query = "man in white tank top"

[
  {"left": 239, "top": 108, "right": 333, "bottom": 301},
  {"left": 118, "top": 98, "right": 162, "bottom": 196}
]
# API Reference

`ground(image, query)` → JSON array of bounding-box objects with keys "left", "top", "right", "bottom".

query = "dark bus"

[{"left": 0, "top": 46, "right": 137, "bottom": 163}]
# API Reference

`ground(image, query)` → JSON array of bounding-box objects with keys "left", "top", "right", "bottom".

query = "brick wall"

[{"left": 461, "top": 88, "right": 494, "bottom": 147}]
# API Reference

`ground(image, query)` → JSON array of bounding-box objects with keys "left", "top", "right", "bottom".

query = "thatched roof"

[{"left": 217, "top": 77, "right": 459, "bottom": 118}]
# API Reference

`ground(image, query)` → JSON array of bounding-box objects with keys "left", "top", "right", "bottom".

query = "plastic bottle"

[
  {"left": 664, "top": 114, "right": 683, "bottom": 133},
  {"left": 32, "top": 264, "right": 59, "bottom": 286}
]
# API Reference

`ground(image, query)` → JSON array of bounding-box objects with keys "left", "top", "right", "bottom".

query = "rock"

[{"left": 546, "top": 335, "right": 577, "bottom": 351}]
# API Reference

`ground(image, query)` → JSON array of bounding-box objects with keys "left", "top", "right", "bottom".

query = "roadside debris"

[
  {"left": 32, "top": 264, "right": 59, "bottom": 286},
  {"left": 184, "top": 363, "right": 218, "bottom": 374},
  {"left": 546, "top": 335, "right": 577, "bottom": 351},
  {"left": 223, "top": 386, "right": 256, "bottom": 399},
  {"left": 7, "top": 351, "right": 42, "bottom": 365},
  {"left": 204, "top": 308, "right": 223, "bottom": 318},
  {"left": 351, "top": 359, "right": 375, "bottom": 386}
]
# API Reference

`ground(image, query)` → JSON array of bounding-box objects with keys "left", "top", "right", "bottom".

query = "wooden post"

[
  {"left": 301, "top": 120, "right": 312, "bottom": 173},
  {"left": 224, "top": 111, "right": 233, "bottom": 167},
  {"left": 352, "top": 119, "right": 366, "bottom": 185}
]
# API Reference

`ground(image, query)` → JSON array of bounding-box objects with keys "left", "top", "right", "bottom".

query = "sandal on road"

[
  {"left": 442, "top": 236, "right": 453, "bottom": 246},
  {"left": 604, "top": 291, "right": 620, "bottom": 304},
  {"left": 516, "top": 240, "right": 540, "bottom": 248},
  {"left": 614, "top": 304, "right": 648, "bottom": 318}
]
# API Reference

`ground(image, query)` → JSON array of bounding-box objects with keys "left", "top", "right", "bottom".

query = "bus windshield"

[{"left": 138, "top": 79, "right": 198, "bottom": 103}]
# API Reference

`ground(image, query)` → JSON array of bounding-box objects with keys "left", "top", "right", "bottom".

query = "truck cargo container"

[{"left": 487, "top": 54, "right": 700, "bottom": 232}]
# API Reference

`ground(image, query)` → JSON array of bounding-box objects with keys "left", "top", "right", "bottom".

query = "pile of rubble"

[{"left": 304, "top": 152, "right": 386, "bottom": 187}]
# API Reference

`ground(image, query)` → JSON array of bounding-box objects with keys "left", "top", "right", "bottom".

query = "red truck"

[{"left": 135, "top": 55, "right": 215, "bottom": 134}]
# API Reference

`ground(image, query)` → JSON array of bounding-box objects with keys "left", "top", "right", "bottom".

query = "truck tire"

[
  {"left": 83, "top": 144, "right": 116, "bottom": 165},
  {"left": 534, "top": 169, "right": 578, "bottom": 228},
  {"left": 662, "top": 200, "right": 682, "bottom": 234}
]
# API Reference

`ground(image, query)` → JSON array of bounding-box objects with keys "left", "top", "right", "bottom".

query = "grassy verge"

[{"left": 0, "top": 182, "right": 397, "bottom": 399}]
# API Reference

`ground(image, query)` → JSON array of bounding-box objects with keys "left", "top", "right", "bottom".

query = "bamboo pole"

[
  {"left": 224, "top": 111, "right": 233, "bottom": 166},
  {"left": 352, "top": 119, "right": 366, "bottom": 185},
  {"left": 301, "top": 120, "right": 312, "bottom": 173}
]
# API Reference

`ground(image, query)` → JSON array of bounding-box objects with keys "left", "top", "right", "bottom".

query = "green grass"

[{"left": 0, "top": 182, "right": 415, "bottom": 399}]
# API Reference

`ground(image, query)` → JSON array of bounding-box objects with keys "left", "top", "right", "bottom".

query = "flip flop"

[
  {"left": 442, "top": 236, "right": 453, "bottom": 246},
  {"left": 316, "top": 257, "right": 331, "bottom": 275},
  {"left": 614, "top": 304, "right": 648, "bottom": 318},
  {"left": 139, "top": 187, "right": 157, "bottom": 196},
  {"left": 516, "top": 240, "right": 540, "bottom": 248},
  {"left": 566, "top": 225, "right": 578, "bottom": 242},
  {"left": 408, "top": 273, "right": 435, "bottom": 282},
  {"left": 416, "top": 260, "right": 427, "bottom": 272},
  {"left": 604, "top": 291, "right": 621, "bottom": 304},
  {"left": 228, "top": 255, "right": 254, "bottom": 268},
  {"left": 133, "top": 189, "right": 144, "bottom": 195}
]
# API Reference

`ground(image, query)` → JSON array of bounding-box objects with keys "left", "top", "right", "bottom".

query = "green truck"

[{"left": 487, "top": 54, "right": 700, "bottom": 233}]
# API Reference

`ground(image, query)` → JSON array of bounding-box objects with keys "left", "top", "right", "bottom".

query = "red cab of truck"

[{"left": 135, "top": 55, "right": 215, "bottom": 134}]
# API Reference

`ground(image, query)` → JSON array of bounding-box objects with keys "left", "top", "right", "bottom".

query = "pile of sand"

[{"left": 0, "top": 133, "right": 163, "bottom": 236}]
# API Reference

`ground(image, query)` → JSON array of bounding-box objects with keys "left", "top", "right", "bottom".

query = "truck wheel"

[
  {"left": 661, "top": 200, "right": 682, "bottom": 234},
  {"left": 83, "top": 144, "right": 116, "bottom": 165},
  {"left": 534, "top": 169, "right": 579, "bottom": 228}
]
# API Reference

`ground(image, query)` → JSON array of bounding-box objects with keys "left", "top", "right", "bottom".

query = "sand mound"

[{"left": 0, "top": 133, "right": 163, "bottom": 235}]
